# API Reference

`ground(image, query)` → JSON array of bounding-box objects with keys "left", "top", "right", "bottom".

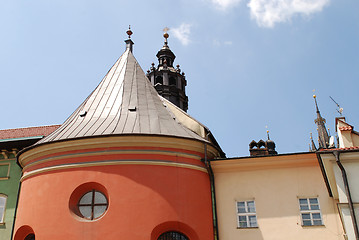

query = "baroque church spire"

[
  {"left": 313, "top": 94, "right": 330, "bottom": 149},
  {"left": 147, "top": 28, "right": 189, "bottom": 112}
]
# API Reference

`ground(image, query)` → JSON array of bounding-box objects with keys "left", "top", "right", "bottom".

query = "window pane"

[
  {"left": 94, "top": 191, "right": 107, "bottom": 204},
  {"left": 79, "top": 192, "right": 93, "bottom": 205},
  {"left": 93, "top": 205, "right": 107, "bottom": 219},
  {"left": 0, "top": 197, "right": 6, "bottom": 206},
  {"left": 313, "top": 220, "right": 322, "bottom": 225},
  {"left": 302, "top": 213, "right": 311, "bottom": 220},
  {"left": 312, "top": 213, "right": 321, "bottom": 219},
  {"left": 79, "top": 206, "right": 92, "bottom": 219},
  {"left": 299, "top": 199, "right": 308, "bottom": 205},
  {"left": 311, "top": 204, "right": 320, "bottom": 210},
  {"left": 239, "top": 221, "right": 247, "bottom": 228},
  {"left": 0, "top": 207, "right": 4, "bottom": 222},
  {"left": 247, "top": 201, "right": 256, "bottom": 213},
  {"left": 303, "top": 220, "right": 312, "bottom": 226},
  {"left": 300, "top": 204, "right": 309, "bottom": 210},
  {"left": 248, "top": 215, "right": 257, "bottom": 227},
  {"left": 309, "top": 198, "right": 318, "bottom": 204},
  {"left": 238, "top": 216, "right": 247, "bottom": 221},
  {"left": 237, "top": 202, "right": 246, "bottom": 213}
]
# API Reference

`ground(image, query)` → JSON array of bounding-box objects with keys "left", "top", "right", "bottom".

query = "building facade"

[
  {"left": 0, "top": 30, "right": 356, "bottom": 240},
  {"left": 0, "top": 125, "right": 59, "bottom": 240},
  {"left": 317, "top": 117, "right": 359, "bottom": 240},
  {"left": 212, "top": 151, "right": 345, "bottom": 240}
]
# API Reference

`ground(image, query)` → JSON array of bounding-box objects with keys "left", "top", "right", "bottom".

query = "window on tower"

[
  {"left": 24, "top": 233, "right": 35, "bottom": 240},
  {"left": 155, "top": 76, "right": 163, "bottom": 85},
  {"left": 169, "top": 76, "right": 177, "bottom": 86},
  {"left": 157, "top": 231, "right": 189, "bottom": 240},
  {"left": 78, "top": 190, "right": 108, "bottom": 220}
]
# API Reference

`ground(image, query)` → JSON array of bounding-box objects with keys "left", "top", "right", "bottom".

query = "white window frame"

[
  {"left": 299, "top": 197, "right": 323, "bottom": 226},
  {"left": 0, "top": 194, "right": 7, "bottom": 224},
  {"left": 236, "top": 200, "right": 258, "bottom": 228}
]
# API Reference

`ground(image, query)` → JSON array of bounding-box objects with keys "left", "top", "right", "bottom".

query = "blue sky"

[{"left": 1, "top": 0, "right": 358, "bottom": 157}]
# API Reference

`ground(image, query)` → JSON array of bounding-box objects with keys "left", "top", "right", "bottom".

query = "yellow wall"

[{"left": 212, "top": 153, "right": 345, "bottom": 240}]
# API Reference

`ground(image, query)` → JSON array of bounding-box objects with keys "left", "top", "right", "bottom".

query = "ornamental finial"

[
  {"left": 127, "top": 25, "right": 133, "bottom": 38},
  {"left": 163, "top": 27, "right": 170, "bottom": 43}
]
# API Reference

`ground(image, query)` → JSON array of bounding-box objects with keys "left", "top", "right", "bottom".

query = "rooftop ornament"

[{"left": 126, "top": 25, "right": 133, "bottom": 39}]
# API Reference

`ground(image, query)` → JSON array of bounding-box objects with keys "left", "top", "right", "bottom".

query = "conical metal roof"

[{"left": 37, "top": 43, "right": 207, "bottom": 145}]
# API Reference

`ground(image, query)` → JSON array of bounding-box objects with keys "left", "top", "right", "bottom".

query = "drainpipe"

[
  {"left": 333, "top": 151, "right": 359, "bottom": 240},
  {"left": 11, "top": 156, "right": 23, "bottom": 240},
  {"left": 204, "top": 134, "right": 220, "bottom": 240}
]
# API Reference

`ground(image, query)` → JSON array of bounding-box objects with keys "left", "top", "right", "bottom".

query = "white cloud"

[
  {"left": 211, "top": 0, "right": 242, "bottom": 10},
  {"left": 171, "top": 23, "right": 192, "bottom": 46},
  {"left": 247, "top": 0, "right": 330, "bottom": 28}
]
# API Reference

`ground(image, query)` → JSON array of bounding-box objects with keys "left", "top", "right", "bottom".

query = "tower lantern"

[{"left": 147, "top": 29, "right": 188, "bottom": 112}]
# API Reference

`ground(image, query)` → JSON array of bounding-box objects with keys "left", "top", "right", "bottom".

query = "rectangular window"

[
  {"left": 0, "top": 164, "right": 10, "bottom": 179},
  {"left": 236, "top": 200, "right": 258, "bottom": 228},
  {"left": 0, "top": 195, "right": 6, "bottom": 223},
  {"left": 299, "top": 198, "right": 323, "bottom": 226}
]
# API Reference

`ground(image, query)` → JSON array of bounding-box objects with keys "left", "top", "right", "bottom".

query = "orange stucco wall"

[{"left": 14, "top": 163, "right": 213, "bottom": 240}]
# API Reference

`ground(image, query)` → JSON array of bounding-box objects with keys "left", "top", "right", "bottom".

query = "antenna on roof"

[{"left": 329, "top": 96, "right": 343, "bottom": 116}]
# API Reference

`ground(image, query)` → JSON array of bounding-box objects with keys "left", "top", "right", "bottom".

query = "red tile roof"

[
  {"left": 0, "top": 125, "right": 61, "bottom": 140},
  {"left": 339, "top": 126, "right": 353, "bottom": 131},
  {"left": 320, "top": 146, "right": 359, "bottom": 151}
]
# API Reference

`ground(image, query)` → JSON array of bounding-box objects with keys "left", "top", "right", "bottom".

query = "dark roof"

[
  {"left": 37, "top": 47, "right": 209, "bottom": 145},
  {"left": 0, "top": 125, "right": 60, "bottom": 140}
]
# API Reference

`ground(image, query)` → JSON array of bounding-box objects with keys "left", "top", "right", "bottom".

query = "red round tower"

[{"left": 14, "top": 31, "right": 223, "bottom": 240}]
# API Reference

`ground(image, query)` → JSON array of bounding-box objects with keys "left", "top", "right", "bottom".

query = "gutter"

[
  {"left": 333, "top": 150, "right": 359, "bottom": 240},
  {"left": 203, "top": 136, "right": 220, "bottom": 240}
]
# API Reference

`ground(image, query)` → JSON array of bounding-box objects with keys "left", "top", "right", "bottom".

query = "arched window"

[
  {"left": 158, "top": 231, "right": 189, "bottom": 240},
  {"left": 78, "top": 190, "right": 108, "bottom": 220},
  {"left": 0, "top": 194, "right": 7, "bottom": 223},
  {"left": 24, "top": 233, "right": 35, "bottom": 240},
  {"left": 155, "top": 76, "right": 163, "bottom": 85},
  {"left": 169, "top": 77, "right": 177, "bottom": 86}
]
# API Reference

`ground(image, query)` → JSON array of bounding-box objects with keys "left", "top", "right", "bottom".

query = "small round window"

[{"left": 78, "top": 190, "right": 108, "bottom": 220}]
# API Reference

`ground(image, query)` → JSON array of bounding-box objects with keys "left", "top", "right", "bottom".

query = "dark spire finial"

[
  {"left": 265, "top": 126, "right": 270, "bottom": 140},
  {"left": 124, "top": 25, "right": 134, "bottom": 53},
  {"left": 126, "top": 25, "right": 133, "bottom": 39}
]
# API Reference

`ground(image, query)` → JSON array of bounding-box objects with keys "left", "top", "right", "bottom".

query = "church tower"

[
  {"left": 313, "top": 94, "right": 331, "bottom": 149},
  {"left": 13, "top": 29, "right": 223, "bottom": 240},
  {"left": 147, "top": 30, "right": 188, "bottom": 112}
]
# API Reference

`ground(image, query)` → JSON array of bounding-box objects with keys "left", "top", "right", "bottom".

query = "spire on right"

[
  {"left": 147, "top": 29, "right": 189, "bottom": 112},
  {"left": 313, "top": 94, "right": 331, "bottom": 149}
]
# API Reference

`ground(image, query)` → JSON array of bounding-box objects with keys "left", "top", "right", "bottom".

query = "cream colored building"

[
  {"left": 318, "top": 117, "right": 359, "bottom": 240},
  {"left": 212, "top": 152, "right": 345, "bottom": 240}
]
